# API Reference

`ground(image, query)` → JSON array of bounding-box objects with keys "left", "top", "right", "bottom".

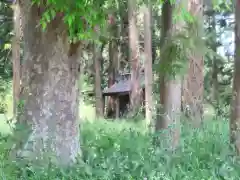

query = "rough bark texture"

[
  {"left": 94, "top": 44, "right": 104, "bottom": 118},
  {"left": 12, "top": 1, "right": 21, "bottom": 116},
  {"left": 128, "top": 0, "right": 141, "bottom": 114},
  {"left": 17, "top": 1, "right": 81, "bottom": 166},
  {"left": 143, "top": 4, "right": 153, "bottom": 128},
  {"left": 155, "top": 1, "right": 181, "bottom": 150},
  {"left": 151, "top": 9, "right": 157, "bottom": 64},
  {"left": 107, "top": 20, "right": 119, "bottom": 117},
  {"left": 182, "top": 0, "right": 204, "bottom": 126},
  {"left": 108, "top": 41, "right": 118, "bottom": 80},
  {"left": 230, "top": 0, "right": 240, "bottom": 154},
  {"left": 119, "top": 2, "right": 129, "bottom": 67}
]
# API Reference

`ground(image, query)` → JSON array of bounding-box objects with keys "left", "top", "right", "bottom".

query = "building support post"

[{"left": 115, "top": 95, "right": 120, "bottom": 119}]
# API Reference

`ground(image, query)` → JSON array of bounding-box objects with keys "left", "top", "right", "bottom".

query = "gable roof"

[{"left": 103, "top": 74, "right": 145, "bottom": 96}]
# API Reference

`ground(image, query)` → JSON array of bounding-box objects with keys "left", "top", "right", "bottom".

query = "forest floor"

[
  {"left": 0, "top": 116, "right": 239, "bottom": 179},
  {"left": 0, "top": 97, "right": 238, "bottom": 179}
]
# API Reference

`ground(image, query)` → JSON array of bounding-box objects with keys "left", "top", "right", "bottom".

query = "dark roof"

[
  {"left": 103, "top": 74, "right": 145, "bottom": 96},
  {"left": 103, "top": 79, "right": 130, "bottom": 95}
]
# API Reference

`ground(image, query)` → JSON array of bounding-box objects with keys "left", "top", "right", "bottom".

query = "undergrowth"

[{"left": 0, "top": 119, "right": 239, "bottom": 180}]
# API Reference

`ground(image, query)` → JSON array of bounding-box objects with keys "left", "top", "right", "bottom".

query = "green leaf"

[
  {"left": 50, "top": 9, "right": 56, "bottom": 19},
  {"left": 43, "top": 11, "right": 51, "bottom": 23},
  {"left": 67, "top": 15, "right": 75, "bottom": 27}
]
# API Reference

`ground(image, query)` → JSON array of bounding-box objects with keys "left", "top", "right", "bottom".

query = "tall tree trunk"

[
  {"left": 12, "top": 1, "right": 21, "bottom": 116},
  {"left": 94, "top": 44, "right": 104, "bottom": 118},
  {"left": 182, "top": 0, "right": 204, "bottom": 126},
  {"left": 211, "top": 50, "right": 219, "bottom": 116},
  {"left": 143, "top": 4, "right": 153, "bottom": 128},
  {"left": 230, "top": 0, "right": 240, "bottom": 154},
  {"left": 107, "top": 17, "right": 119, "bottom": 118},
  {"left": 155, "top": 0, "right": 182, "bottom": 150},
  {"left": 128, "top": 0, "right": 141, "bottom": 114},
  {"left": 212, "top": 60, "right": 218, "bottom": 104},
  {"left": 151, "top": 9, "right": 158, "bottom": 64},
  {"left": 17, "top": 1, "right": 81, "bottom": 166},
  {"left": 119, "top": 2, "right": 129, "bottom": 68},
  {"left": 209, "top": 13, "right": 219, "bottom": 114}
]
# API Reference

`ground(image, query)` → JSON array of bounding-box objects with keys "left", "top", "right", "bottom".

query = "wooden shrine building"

[{"left": 102, "top": 73, "right": 145, "bottom": 118}]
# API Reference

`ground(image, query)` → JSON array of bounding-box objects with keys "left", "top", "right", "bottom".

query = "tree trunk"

[
  {"left": 119, "top": 2, "right": 129, "bottom": 67},
  {"left": 212, "top": 54, "right": 218, "bottom": 106},
  {"left": 209, "top": 14, "right": 219, "bottom": 114},
  {"left": 128, "top": 0, "right": 141, "bottom": 114},
  {"left": 230, "top": 0, "right": 240, "bottom": 154},
  {"left": 151, "top": 9, "right": 157, "bottom": 64},
  {"left": 12, "top": 1, "right": 21, "bottom": 116},
  {"left": 182, "top": 0, "right": 204, "bottom": 126},
  {"left": 107, "top": 19, "right": 119, "bottom": 117},
  {"left": 94, "top": 44, "right": 104, "bottom": 118},
  {"left": 17, "top": 2, "right": 81, "bottom": 166},
  {"left": 143, "top": 4, "right": 153, "bottom": 128},
  {"left": 155, "top": 0, "right": 181, "bottom": 150}
]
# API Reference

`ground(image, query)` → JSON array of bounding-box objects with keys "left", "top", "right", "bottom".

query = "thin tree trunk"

[
  {"left": 128, "top": 0, "right": 141, "bottom": 114},
  {"left": 119, "top": 2, "right": 129, "bottom": 67},
  {"left": 107, "top": 41, "right": 118, "bottom": 117},
  {"left": 209, "top": 14, "right": 219, "bottom": 114},
  {"left": 151, "top": 9, "right": 157, "bottom": 64},
  {"left": 16, "top": 1, "right": 81, "bottom": 166},
  {"left": 143, "top": 4, "right": 153, "bottom": 128},
  {"left": 212, "top": 54, "right": 218, "bottom": 109},
  {"left": 230, "top": 0, "right": 240, "bottom": 154},
  {"left": 182, "top": 0, "right": 204, "bottom": 126},
  {"left": 94, "top": 44, "right": 104, "bottom": 118},
  {"left": 155, "top": 0, "right": 182, "bottom": 150},
  {"left": 12, "top": 1, "right": 21, "bottom": 116}
]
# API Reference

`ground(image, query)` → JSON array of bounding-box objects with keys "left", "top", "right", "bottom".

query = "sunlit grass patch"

[{"left": 0, "top": 114, "right": 12, "bottom": 135}]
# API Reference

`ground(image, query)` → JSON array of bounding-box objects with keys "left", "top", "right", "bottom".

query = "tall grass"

[{"left": 0, "top": 119, "right": 239, "bottom": 179}]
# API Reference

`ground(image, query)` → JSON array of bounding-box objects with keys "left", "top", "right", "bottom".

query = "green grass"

[
  {"left": 0, "top": 90, "right": 237, "bottom": 179},
  {"left": 0, "top": 114, "right": 12, "bottom": 135},
  {"left": 80, "top": 100, "right": 96, "bottom": 121},
  {"left": 0, "top": 118, "right": 239, "bottom": 179}
]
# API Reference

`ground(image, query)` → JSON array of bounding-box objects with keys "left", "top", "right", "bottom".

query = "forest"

[{"left": 0, "top": 0, "right": 239, "bottom": 179}]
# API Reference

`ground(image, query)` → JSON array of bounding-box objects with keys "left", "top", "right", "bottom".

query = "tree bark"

[
  {"left": 17, "top": 1, "right": 81, "bottom": 166},
  {"left": 128, "top": 0, "right": 141, "bottom": 114},
  {"left": 209, "top": 14, "right": 219, "bottom": 113},
  {"left": 119, "top": 2, "right": 129, "bottom": 67},
  {"left": 182, "top": 0, "right": 204, "bottom": 126},
  {"left": 230, "top": 0, "right": 240, "bottom": 154},
  {"left": 12, "top": 1, "right": 21, "bottom": 116},
  {"left": 211, "top": 52, "right": 219, "bottom": 113},
  {"left": 151, "top": 9, "right": 157, "bottom": 64},
  {"left": 107, "top": 19, "right": 119, "bottom": 117},
  {"left": 94, "top": 44, "right": 104, "bottom": 118},
  {"left": 143, "top": 4, "right": 153, "bottom": 128},
  {"left": 155, "top": 0, "right": 182, "bottom": 150}
]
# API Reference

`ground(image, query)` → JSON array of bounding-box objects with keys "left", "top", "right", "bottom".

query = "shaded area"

[{"left": 103, "top": 73, "right": 145, "bottom": 118}]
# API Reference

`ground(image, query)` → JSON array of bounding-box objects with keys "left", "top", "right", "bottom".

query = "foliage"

[
  {"left": 0, "top": 0, "right": 12, "bottom": 81},
  {"left": 0, "top": 0, "right": 236, "bottom": 178},
  {"left": 157, "top": 16, "right": 206, "bottom": 78},
  {"left": 0, "top": 80, "right": 11, "bottom": 113},
  {"left": 0, "top": 119, "right": 239, "bottom": 179},
  {"left": 0, "top": 1, "right": 14, "bottom": 113},
  {"left": 32, "top": 0, "right": 110, "bottom": 41},
  {"left": 204, "top": 8, "right": 234, "bottom": 115}
]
